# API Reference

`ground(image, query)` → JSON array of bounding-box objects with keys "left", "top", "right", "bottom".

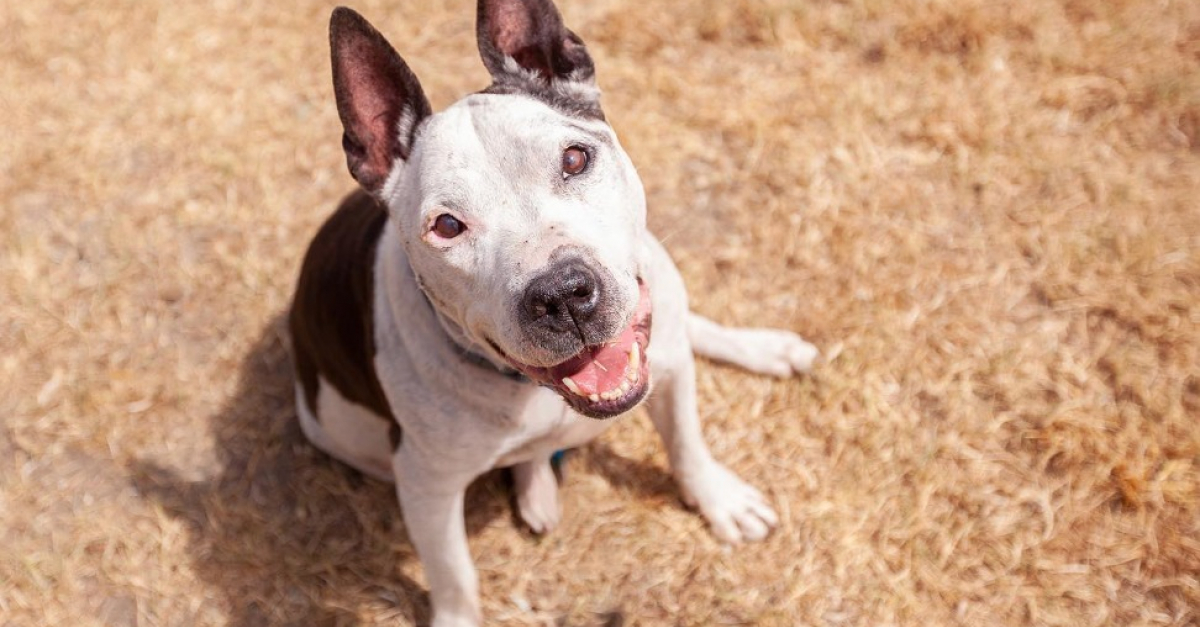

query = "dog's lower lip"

[{"left": 561, "top": 359, "right": 651, "bottom": 418}]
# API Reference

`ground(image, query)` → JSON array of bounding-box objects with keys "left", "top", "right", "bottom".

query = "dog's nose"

[{"left": 521, "top": 262, "right": 600, "bottom": 333}]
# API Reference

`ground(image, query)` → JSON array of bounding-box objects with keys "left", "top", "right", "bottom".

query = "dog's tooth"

[
  {"left": 628, "top": 342, "right": 640, "bottom": 376},
  {"left": 588, "top": 393, "right": 600, "bottom": 403},
  {"left": 562, "top": 377, "right": 583, "bottom": 397},
  {"left": 618, "top": 380, "right": 630, "bottom": 395}
]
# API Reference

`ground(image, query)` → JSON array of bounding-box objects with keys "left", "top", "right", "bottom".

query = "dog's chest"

[{"left": 492, "top": 395, "right": 615, "bottom": 467}]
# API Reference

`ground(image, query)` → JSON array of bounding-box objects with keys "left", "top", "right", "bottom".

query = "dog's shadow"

[
  {"left": 129, "top": 314, "right": 507, "bottom": 625},
  {"left": 131, "top": 313, "right": 666, "bottom": 626}
]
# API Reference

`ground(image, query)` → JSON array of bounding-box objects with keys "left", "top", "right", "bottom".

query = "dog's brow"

[
  {"left": 428, "top": 197, "right": 466, "bottom": 215},
  {"left": 561, "top": 120, "right": 612, "bottom": 146}
]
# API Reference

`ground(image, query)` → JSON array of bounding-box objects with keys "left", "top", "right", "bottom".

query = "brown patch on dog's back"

[{"left": 290, "top": 189, "right": 396, "bottom": 435}]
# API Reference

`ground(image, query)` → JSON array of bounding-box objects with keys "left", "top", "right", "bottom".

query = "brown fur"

[{"left": 289, "top": 189, "right": 394, "bottom": 429}]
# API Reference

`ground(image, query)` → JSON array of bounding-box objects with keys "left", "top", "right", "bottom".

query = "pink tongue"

[{"left": 550, "top": 326, "right": 636, "bottom": 396}]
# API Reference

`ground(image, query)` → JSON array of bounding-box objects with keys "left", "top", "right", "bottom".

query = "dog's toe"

[
  {"left": 786, "top": 336, "right": 820, "bottom": 374},
  {"left": 518, "top": 494, "right": 561, "bottom": 534},
  {"left": 735, "top": 509, "right": 771, "bottom": 542},
  {"left": 760, "top": 330, "right": 819, "bottom": 375}
]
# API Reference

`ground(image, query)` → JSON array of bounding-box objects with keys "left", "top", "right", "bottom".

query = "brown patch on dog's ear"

[
  {"left": 476, "top": 0, "right": 595, "bottom": 84},
  {"left": 330, "top": 7, "right": 432, "bottom": 193}
]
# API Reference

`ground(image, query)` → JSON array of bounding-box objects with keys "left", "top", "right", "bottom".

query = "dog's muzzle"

[{"left": 494, "top": 263, "right": 653, "bottom": 419}]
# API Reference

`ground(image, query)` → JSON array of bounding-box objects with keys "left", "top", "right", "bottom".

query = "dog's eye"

[
  {"left": 562, "top": 146, "right": 589, "bottom": 177},
  {"left": 432, "top": 214, "right": 465, "bottom": 239}
]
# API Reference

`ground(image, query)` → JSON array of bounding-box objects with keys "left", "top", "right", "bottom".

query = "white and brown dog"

[{"left": 289, "top": 2, "right": 819, "bottom": 625}]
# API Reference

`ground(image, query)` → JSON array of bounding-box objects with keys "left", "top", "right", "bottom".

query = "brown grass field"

[{"left": 3, "top": 0, "right": 1199, "bottom": 625}]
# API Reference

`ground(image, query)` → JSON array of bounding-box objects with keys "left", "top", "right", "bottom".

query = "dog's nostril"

[
  {"left": 572, "top": 285, "right": 592, "bottom": 299},
  {"left": 526, "top": 294, "right": 565, "bottom": 321}
]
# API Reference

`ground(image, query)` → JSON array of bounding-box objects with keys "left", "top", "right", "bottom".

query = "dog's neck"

[{"left": 419, "top": 289, "right": 528, "bottom": 382}]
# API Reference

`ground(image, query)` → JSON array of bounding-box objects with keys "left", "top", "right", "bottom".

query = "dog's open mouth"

[{"left": 498, "top": 280, "right": 652, "bottom": 419}]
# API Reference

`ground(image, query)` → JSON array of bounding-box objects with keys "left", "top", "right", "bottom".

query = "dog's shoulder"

[{"left": 290, "top": 189, "right": 394, "bottom": 423}]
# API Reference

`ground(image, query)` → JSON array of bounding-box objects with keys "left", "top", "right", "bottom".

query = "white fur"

[
  {"left": 296, "top": 379, "right": 393, "bottom": 482},
  {"left": 301, "top": 87, "right": 821, "bottom": 627}
]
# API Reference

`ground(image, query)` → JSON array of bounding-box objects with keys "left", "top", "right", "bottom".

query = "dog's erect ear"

[
  {"left": 476, "top": 0, "right": 595, "bottom": 85},
  {"left": 330, "top": 7, "right": 432, "bottom": 194}
]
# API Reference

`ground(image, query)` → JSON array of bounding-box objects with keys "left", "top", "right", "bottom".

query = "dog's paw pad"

[
  {"left": 514, "top": 460, "right": 561, "bottom": 534},
  {"left": 682, "top": 463, "right": 778, "bottom": 544}
]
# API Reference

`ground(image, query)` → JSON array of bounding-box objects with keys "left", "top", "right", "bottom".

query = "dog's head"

[{"left": 329, "top": 1, "right": 651, "bottom": 418}]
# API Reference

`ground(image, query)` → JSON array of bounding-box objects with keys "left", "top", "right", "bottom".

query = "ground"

[{"left": 2, "top": 0, "right": 1198, "bottom": 625}]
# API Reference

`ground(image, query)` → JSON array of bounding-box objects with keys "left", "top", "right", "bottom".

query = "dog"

[{"left": 289, "top": 2, "right": 820, "bottom": 624}]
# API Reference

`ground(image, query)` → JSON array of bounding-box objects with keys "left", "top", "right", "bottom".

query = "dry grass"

[{"left": 2, "top": 0, "right": 1198, "bottom": 625}]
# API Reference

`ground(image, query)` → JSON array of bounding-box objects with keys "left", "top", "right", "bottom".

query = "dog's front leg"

[
  {"left": 393, "top": 448, "right": 480, "bottom": 627},
  {"left": 647, "top": 352, "right": 780, "bottom": 544}
]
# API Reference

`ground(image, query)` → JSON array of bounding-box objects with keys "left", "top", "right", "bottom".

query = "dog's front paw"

[
  {"left": 513, "top": 459, "right": 561, "bottom": 534},
  {"left": 681, "top": 462, "right": 779, "bottom": 543}
]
